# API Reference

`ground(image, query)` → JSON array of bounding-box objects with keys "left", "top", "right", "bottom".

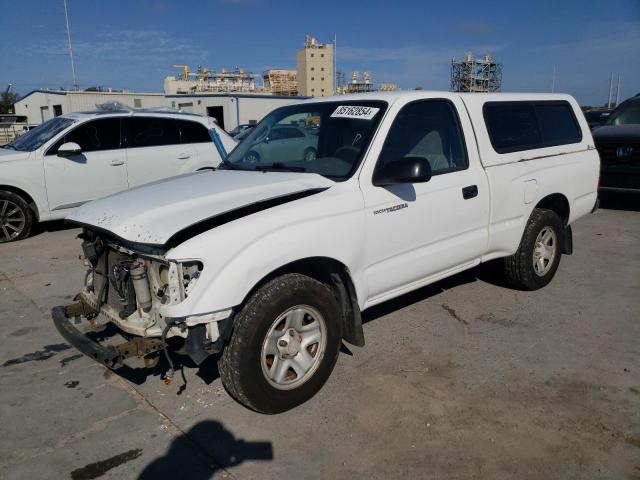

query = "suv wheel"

[
  {"left": 0, "top": 191, "right": 34, "bottom": 243},
  {"left": 504, "top": 208, "right": 563, "bottom": 290},
  {"left": 219, "top": 273, "right": 342, "bottom": 413}
]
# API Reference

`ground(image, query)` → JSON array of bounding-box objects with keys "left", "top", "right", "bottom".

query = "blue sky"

[{"left": 1, "top": 0, "right": 638, "bottom": 105}]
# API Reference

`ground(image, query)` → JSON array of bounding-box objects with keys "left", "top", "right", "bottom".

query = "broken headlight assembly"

[{"left": 152, "top": 260, "right": 203, "bottom": 305}]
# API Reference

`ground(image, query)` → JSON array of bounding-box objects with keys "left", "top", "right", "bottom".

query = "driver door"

[
  {"left": 44, "top": 118, "right": 128, "bottom": 212},
  {"left": 360, "top": 98, "right": 490, "bottom": 304}
]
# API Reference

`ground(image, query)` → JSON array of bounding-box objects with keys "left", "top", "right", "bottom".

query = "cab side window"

[
  {"left": 126, "top": 117, "right": 180, "bottom": 148},
  {"left": 378, "top": 100, "right": 468, "bottom": 175},
  {"left": 176, "top": 119, "right": 212, "bottom": 144},
  {"left": 47, "top": 118, "right": 121, "bottom": 155}
]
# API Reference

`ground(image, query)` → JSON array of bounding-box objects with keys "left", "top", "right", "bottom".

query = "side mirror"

[
  {"left": 373, "top": 157, "right": 432, "bottom": 186},
  {"left": 57, "top": 142, "right": 82, "bottom": 157}
]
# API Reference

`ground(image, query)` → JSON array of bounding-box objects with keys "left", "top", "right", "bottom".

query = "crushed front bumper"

[
  {"left": 52, "top": 305, "right": 122, "bottom": 368},
  {"left": 52, "top": 301, "right": 165, "bottom": 370}
]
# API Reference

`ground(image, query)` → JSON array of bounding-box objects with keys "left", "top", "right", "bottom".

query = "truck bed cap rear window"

[{"left": 483, "top": 101, "right": 582, "bottom": 154}]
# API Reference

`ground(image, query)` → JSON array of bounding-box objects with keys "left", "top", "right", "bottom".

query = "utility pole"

[
  {"left": 63, "top": 0, "right": 78, "bottom": 90},
  {"left": 615, "top": 74, "right": 621, "bottom": 107},
  {"left": 607, "top": 72, "right": 614, "bottom": 109},
  {"left": 333, "top": 34, "right": 337, "bottom": 95}
]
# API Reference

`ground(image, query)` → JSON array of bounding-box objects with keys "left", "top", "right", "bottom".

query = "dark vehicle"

[
  {"left": 593, "top": 95, "right": 640, "bottom": 193},
  {"left": 583, "top": 109, "right": 612, "bottom": 130}
]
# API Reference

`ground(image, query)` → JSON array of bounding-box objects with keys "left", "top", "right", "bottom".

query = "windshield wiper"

[{"left": 254, "top": 163, "right": 306, "bottom": 172}]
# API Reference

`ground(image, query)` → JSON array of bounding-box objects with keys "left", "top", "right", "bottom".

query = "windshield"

[
  {"left": 607, "top": 98, "right": 640, "bottom": 126},
  {"left": 221, "top": 101, "right": 387, "bottom": 180},
  {"left": 4, "top": 117, "right": 75, "bottom": 151}
]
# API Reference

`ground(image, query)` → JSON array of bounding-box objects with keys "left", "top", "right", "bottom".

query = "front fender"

[
  {"left": 0, "top": 152, "right": 49, "bottom": 221},
  {"left": 159, "top": 183, "right": 367, "bottom": 318}
]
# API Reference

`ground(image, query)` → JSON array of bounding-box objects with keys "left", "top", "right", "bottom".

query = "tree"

[{"left": 0, "top": 91, "right": 19, "bottom": 114}]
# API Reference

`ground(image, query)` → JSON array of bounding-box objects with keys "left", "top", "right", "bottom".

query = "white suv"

[{"left": 0, "top": 109, "right": 236, "bottom": 242}]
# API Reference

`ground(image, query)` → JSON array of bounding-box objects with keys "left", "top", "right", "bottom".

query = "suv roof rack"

[{"left": 92, "top": 101, "right": 202, "bottom": 117}]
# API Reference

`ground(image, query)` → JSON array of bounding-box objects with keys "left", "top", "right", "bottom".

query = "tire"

[
  {"left": 303, "top": 147, "right": 317, "bottom": 162},
  {"left": 0, "top": 191, "right": 34, "bottom": 243},
  {"left": 219, "top": 273, "right": 342, "bottom": 414},
  {"left": 244, "top": 150, "right": 260, "bottom": 164},
  {"left": 504, "top": 208, "right": 563, "bottom": 291}
]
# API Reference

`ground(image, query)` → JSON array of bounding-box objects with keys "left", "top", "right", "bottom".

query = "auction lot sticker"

[{"left": 331, "top": 105, "right": 380, "bottom": 120}]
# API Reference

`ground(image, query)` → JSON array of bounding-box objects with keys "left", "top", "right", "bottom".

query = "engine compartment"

[{"left": 79, "top": 229, "right": 202, "bottom": 339}]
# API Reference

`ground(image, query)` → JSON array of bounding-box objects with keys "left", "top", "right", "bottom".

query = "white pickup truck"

[{"left": 53, "top": 91, "right": 599, "bottom": 413}]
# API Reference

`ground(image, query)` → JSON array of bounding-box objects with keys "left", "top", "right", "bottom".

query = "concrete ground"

[{"left": 1, "top": 197, "right": 639, "bottom": 480}]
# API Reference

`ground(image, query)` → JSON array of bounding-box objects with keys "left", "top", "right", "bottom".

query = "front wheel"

[
  {"left": 243, "top": 150, "right": 260, "bottom": 164},
  {"left": 0, "top": 191, "right": 34, "bottom": 243},
  {"left": 218, "top": 273, "right": 342, "bottom": 413},
  {"left": 504, "top": 208, "right": 563, "bottom": 290}
]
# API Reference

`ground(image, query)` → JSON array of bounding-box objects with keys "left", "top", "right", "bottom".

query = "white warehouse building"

[
  {"left": 13, "top": 90, "right": 308, "bottom": 132},
  {"left": 165, "top": 93, "right": 305, "bottom": 132},
  {"left": 13, "top": 90, "right": 166, "bottom": 125}
]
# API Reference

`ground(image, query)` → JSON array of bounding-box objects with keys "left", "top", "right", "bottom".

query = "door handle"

[
  {"left": 462, "top": 185, "right": 478, "bottom": 199},
  {"left": 177, "top": 153, "right": 191, "bottom": 160},
  {"left": 110, "top": 160, "right": 125, "bottom": 166}
]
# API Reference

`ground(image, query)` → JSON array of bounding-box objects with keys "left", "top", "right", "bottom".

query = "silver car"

[{"left": 243, "top": 125, "right": 318, "bottom": 163}]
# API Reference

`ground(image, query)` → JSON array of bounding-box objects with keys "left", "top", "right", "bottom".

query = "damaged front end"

[{"left": 52, "top": 228, "right": 232, "bottom": 376}]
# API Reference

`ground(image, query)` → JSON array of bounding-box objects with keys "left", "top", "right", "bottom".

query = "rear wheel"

[
  {"left": 504, "top": 208, "right": 563, "bottom": 290},
  {"left": 0, "top": 191, "right": 33, "bottom": 243},
  {"left": 303, "top": 147, "right": 317, "bottom": 162},
  {"left": 219, "top": 273, "right": 342, "bottom": 413}
]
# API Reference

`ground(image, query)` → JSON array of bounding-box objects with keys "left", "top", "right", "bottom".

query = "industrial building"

[
  {"left": 450, "top": 52, "right": 502, "bottom": 93},
  {"left": 163, "top": 65, "right": 262, "bottom": 95},
  {"left": 13, "top": 89, "right": 307, "bottom": 131},
  {"left": 263, "top": 69, "right": 298, "bottom": 96},
  {"left": 337, "top": 71, "right": 374, "bottom": 95},
  {"left": 296, "top": 35, "right": 334, "bottom": 97},
  {"left": 165, "top": 93, "right": 303, "bottom": 131},
  {"left": 336, "top": 71, "right": 398, "bottom": 95}
]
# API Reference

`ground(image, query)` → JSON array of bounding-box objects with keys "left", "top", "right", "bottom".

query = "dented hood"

[{"left": 67, "top": 170, "right": 334, "bottom": 246}]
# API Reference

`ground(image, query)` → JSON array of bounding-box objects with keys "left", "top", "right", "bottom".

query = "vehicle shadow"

[
  {"left": 362, "top": 260, "right": 509, "bottom": 324},
  {"left": 85, "top": 324, "right": 209, "bottom": 387},
  {"left": 31, "top": 219, "right": 77, "bottom": 237},
  {"left": 598, "top": 192, "right": 640, "bottom": 212},
  {"left": 138, "top": 419, "right": 273, "bottom": 480}
]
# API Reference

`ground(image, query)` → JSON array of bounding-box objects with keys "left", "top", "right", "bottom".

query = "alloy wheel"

[
  {"left": 532, "top": 226, "right": 557, "bottom": 276},
  {"left": 0, "top": 199, "right": 26, "bottom": 242}
]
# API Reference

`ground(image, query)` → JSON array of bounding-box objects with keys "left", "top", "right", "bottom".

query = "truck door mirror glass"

[
  {"left": 57, "top": 142, "right": 82, "bottom": 157},
  {"left": 373, "top": 157, "right": 432, "bottom": 186}
]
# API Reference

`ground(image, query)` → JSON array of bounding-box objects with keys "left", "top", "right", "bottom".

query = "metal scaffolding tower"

[{"left": 450, "top": 52, "right": 502, "bottom": 93}]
